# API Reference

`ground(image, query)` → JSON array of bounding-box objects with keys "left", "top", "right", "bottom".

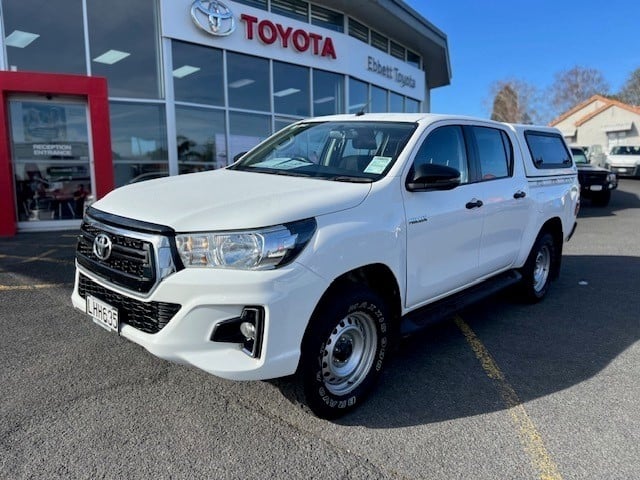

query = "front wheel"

[
  {"left": 518, "top": 232, "right": 556, "bottom": 303},
  {"left": 299, "top": 286, "right": 389, "bottom": 419}
]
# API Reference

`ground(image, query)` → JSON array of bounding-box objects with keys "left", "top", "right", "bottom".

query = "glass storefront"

[
  {"left": 227, "top": 52, "right": 270, "bottom": 112},
  {"left": 229, "top": 112, "right": 271, "bottom": 162},
  {"left": 273, "top": 62, "right": 310, "bottom": 117},
  {"left": 175, "top": 106, "right": 226, "bottom": 173},
  {"left": 86, "top": 0, "right": 162, "bottom": 99},
  {"left": 371, "top": 86, "right": 388, "bottom": 113},
  {"left": 110, "top": 102, "right": 168, "bottom": 187},
  {"left": 172, "top": 41, "right": 224, "bottom": 106},
  {"left": 390, "top": 92, "right": 405, "bottom": 113},
  {"left": 313, "top": 70, "right": 344, "bottom": 116},
  {"left": 9, "top": 97, "right": 92, "bottom": 224},
  {"left": 3, "top": 0, "right": 86, "bottom": 74},
  {"left": 349, "top": 78, "right": 369, "bottom": 113},
  {"left": 2, "top": 0, "right": 425, "bottom": 195}
]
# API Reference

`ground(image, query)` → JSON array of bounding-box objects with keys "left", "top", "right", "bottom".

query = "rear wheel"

[
  {"left": 519, "top": 232, "right": 556, "bottom": 303},
  {"left": 299, "top": 286, "right": 389, "bottom": 419}
]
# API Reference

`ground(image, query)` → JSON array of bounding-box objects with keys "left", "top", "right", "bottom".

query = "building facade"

[
  {"left": 551, "top": 95, "right": 640, "bottom": 163},
  {"left": 0, "top": 0, "right": 450, "bottom": 236}
]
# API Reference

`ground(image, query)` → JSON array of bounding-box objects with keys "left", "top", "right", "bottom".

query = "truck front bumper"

[
  {"left": 72, "top": 262, "right": 329, "bottom": 381},
  {"left": 609, "top": 164, "right": 640, "bottom": 177}
]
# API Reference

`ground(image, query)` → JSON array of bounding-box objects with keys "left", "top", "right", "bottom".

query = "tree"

[
  {"left": 488, "top": 79, "right": 541, "bottom": 124},
  {"left": 618, "top": 68, "right": 640, "bottom": 106},
  {"left": 548, "top": 66, "right": 609, "bottom": 115}
]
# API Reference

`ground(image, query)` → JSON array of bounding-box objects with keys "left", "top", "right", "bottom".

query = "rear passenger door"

[{"left": 467, "top": 125, "right": 531, "bottom": 277}]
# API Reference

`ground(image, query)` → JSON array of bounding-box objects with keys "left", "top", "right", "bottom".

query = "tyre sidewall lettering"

[{"left": 305, "top": 291, "right": 390, "bottom": 416}]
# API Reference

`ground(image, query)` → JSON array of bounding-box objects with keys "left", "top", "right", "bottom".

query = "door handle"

[
  {"left": 513, "top": 191, "right": 527, "bottom": 199},
  {"left": 465, "top": 199, "right": 483, "bottom": 209}
]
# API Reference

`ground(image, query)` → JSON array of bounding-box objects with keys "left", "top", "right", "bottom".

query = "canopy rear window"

[{"left": 524, "top": 131, "right": 572, "bottom": 169}]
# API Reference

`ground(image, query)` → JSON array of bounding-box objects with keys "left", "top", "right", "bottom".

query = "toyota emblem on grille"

[
  {"left": 93, "top": 233, "right": 113, "bottom": 261},
  {"left": 190, "top": 0, "right": 235, "bottom": 36}
]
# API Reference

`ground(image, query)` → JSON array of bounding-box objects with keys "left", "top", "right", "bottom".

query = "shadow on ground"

[
  {"left": 578, "top": 178, "right": 640, "bottom": 217},
  {"left": 276, "top": 255, "right": 640, "bottom": 427},
  {"left": 3, "top": 232, "right": 638, "bottom": 430}
]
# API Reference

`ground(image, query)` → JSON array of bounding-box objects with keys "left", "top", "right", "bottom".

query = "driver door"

[{"left": 403, "top": 124, "right": 484, "bottom": 308}]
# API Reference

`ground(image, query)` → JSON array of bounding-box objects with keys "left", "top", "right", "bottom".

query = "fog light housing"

[{"left": 210, "top": 306, "right": 264, "bottom": 358}]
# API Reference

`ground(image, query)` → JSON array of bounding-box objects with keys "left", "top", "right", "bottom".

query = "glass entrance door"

[{"left": 9, "top": 96, "right": 93, "bottom": 230}]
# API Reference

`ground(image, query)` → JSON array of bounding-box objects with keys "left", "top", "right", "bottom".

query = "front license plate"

[
  {"left": 86, "top": 295, "right": 119, "bottom": 333},
  {"left": 590, "top": 185, "right": 603, "bottom": 191},
  {"left": 617, "top": 168, "right": 627, "bottom": 173}
]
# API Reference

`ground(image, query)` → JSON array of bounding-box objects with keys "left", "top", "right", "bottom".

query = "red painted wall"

[{"left": 0, "top": 71, "right": 113, "bottom": 236}]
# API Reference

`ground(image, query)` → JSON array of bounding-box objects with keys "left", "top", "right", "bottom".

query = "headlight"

[
  {"left": 175, "top": 218, "right": 316, "bottom": 270},
  {"left": 607, "top": 173, "right": 617, "bottom": 182}
]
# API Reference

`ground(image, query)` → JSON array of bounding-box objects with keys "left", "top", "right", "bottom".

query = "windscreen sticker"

[
  {"left": 364, "top": 156, "right": 392, "bottom": 174},
  {"left": 251, "top": 158, "right": 309, "bottom": 170}
]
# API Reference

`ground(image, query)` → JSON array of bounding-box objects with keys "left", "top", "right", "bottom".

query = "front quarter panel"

[{"left": 296, "top": 179, "right": 407, "bottom": 299}]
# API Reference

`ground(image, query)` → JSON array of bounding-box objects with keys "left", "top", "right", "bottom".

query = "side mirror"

[{"left": 406, "top": 163, "right": 461, "bottom": 192}]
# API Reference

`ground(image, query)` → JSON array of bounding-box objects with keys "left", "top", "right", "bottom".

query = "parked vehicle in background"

[
  {"left": 72, "top": 114, "right": 579, "bottom": 418},
  {"left": 581, "top": 144, "right": 607, "bottom": 168},
  {"left": 606, "top": 145, "right": 640, "bottom": 177},
  {"left": 571, "top": 147, "right": 617, "bottom": 206}
]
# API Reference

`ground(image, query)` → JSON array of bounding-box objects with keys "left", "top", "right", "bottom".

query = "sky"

[{"left": 409, "top": 0, "right": 640, "bottom": 122}]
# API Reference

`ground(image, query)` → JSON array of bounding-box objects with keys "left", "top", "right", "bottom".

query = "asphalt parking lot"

[{"left": 1, "top": 180, "right": 639, "bottom": 480}]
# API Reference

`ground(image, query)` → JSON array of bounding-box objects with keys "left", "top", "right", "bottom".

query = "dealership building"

[{"left": 0, "top": 0, "right": 450, "bottom": 236}]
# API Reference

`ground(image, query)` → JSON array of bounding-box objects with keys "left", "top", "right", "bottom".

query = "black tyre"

[
  {"left": 519, "top": 232, "right": 556, "bottom": 303},
  {"left": 591, "top": 190, "right": 611, "bottom": 207},
  {"left": 299, "top": 286, "right": 389, "bottom": 419}
]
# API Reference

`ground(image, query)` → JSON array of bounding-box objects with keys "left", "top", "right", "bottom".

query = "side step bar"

[{"left": 400, "top": 270, "right": 522, "bottom": 336}]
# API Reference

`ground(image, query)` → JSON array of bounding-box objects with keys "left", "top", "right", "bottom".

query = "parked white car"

[
  {"left": 72, "top": 114, "right": 579, "bottom": 418},
  {"left": 606, "top": 145, "right": 640, "bottom": 177}
]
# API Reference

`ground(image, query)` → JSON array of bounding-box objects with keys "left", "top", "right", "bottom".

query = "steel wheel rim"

[
  {"left": 533, "top": 244, "right": 551, "bottom": 293},
  {"left": 321, "top": 311, "right": 378, "bottom": 396}
]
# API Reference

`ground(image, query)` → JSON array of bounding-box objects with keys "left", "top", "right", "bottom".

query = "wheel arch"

[{"left": 301, "top": 263, "right": 402, "bottom": 349}]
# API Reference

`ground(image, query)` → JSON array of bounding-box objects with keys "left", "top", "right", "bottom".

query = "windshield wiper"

[
  {"left": 329, "top": 176, "right": 374, "bottom": 183},
  {"left": 269, "top": 169, "right": 313, "bottom": 177},
  {"left": 235, "top": 166, "right": 313, "bottom": 177}
]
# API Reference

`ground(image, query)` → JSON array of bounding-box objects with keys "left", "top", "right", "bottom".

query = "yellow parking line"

[
  {"left": 454, "top": 316, "right": 563, "bottom": 480},
  {"left": 19, "top": 249, "right": 57, "bottom": 264},
  {"left": 0, "top": 283, "right": 71, "bottom": 291}
]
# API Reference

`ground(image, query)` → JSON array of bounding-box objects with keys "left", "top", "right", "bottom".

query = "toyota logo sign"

[
  {"left": 93, "top": 233, "right": 113, "bottom": 261},
  {"left": 191, "top": 0, "right": 236, "bottom": 37}
]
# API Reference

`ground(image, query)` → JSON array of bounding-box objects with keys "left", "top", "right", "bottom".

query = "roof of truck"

[{"left": 300, "top": 113, "right": 561, "bottom": 134}]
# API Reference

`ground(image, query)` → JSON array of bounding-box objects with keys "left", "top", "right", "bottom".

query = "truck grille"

[
  {"left": 578, "top": 171, "right": 607, "bottom": 185},
  {"left": 78, "top": 274, "right": 180, "bottom": 334},
  {"left": 76, "top": 221, "right": 157, "bottom": 293}
]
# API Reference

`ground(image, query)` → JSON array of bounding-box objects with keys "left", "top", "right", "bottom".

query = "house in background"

[{"left": 550, "top": 95, "right": 640, "bottom": 164}]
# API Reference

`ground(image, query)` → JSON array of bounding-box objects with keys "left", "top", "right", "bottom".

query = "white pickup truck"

[{"left": 72, "top": 114, "right": 579, "bottom": 418}]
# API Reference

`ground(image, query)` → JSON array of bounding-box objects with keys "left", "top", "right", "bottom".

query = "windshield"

[
  {"left": 610, "top": 146, "right": 640, "bottom": 155},
  {"left": 571, "top": 148, "right": 588, "bottom": 164},
  {"left": 229, "top": 121, "right": 417, "bottom": 182}
]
